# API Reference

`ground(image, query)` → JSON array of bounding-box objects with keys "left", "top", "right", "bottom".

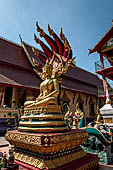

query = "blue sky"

[{"left": 0, "top": 0, "right": 113, "bottom": 73}]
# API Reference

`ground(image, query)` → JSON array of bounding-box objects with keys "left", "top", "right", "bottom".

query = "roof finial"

[
  {"left": 19, "top": 34, "right": 22, "bottom": 43},
  {"left": 36, "top": 21, "right": 45, "bottom": 37},
  {"left": 48, "top": 24, "right": 54, "bottom": 35},
  {"left": 34, "top": 33, "right": 40, "bottom": 44}
]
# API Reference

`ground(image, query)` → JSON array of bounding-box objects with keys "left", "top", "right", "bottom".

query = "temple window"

[
  {"left": 79, "top": 102, "right": 83, "bottom": 111},
  {"left": 63, "top": 101, "right": 69, "bottom": 114},
  {"left": 89, "top": 96, "right": 95, "bottom": 117},
  {"left": 4, "top": 86, "right": 13, "bottom": 107},
  {"left": 90, "top": 104, "right": 95, "bottom": 115},
  {"left": 76, "top": 94, "right": 84, "bottom": 112},
  {"left": 19, "top": 89, "right": 26, "bottom": 107},
  {"left": 61, "top": 91, "right": 70, "bottom": 114}
]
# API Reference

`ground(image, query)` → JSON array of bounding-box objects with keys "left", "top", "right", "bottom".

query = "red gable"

[{"left": 89, "top": 25, "right": 113, "bottom": 54}]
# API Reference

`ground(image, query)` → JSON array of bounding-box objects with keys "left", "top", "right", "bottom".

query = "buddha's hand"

[{"left": 37, "top": 94, "right": 46, "bottom": 101}]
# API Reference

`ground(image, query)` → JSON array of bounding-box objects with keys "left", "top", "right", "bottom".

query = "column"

[
  {"left": 12, "top": 87, "right": 18, "bottom": 108},
  {"left": 0, "top": 86, "right": 6, "bottom": 107}
]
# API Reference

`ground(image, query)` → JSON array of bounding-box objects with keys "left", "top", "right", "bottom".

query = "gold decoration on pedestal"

[
  {"left": 18, "top": 104, "right": 68, "bottom": 133},
  {"left": 6, "top": 130, "right": 88, "bottom": 157},
  {"left": 6, "top": 129, "right": 88, "bottom": 169},
  {"left": 14, "top": 149, "right": 86, "bottom": 170}
]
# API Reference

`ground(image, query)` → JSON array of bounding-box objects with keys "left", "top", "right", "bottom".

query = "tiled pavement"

[
  {"left": 0, "top": 137, "right": 113, "bottom": 170},
  {"left": 0, "top": 136, "right": 9, "bottom": 147}
]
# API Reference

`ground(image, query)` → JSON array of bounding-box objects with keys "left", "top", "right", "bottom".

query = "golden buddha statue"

[
  {"left": 24, "top": 60, "right": 59, "bottom": 108},
  {"left": 19, "top": 58, "right": 74, "bottom": 133},
  {"left": 24, "top": 50, "right": 75, "bottom": 108},
  {"left": 96, "top": 105, "right": 101, "bottom": 124},
  {"left": 19, "top": 23, "right": 75, "bottom": 133}
]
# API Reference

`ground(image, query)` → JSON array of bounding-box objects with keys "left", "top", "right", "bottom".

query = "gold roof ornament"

[
  {"left": 34, "top": 33, "right": 40, "bottom": 44},
  {"left": 59, "top": 27, "right": 65, "bottom": 41},
  {"left": 59, "top": 27, "right": 71, "bottom": 52},
  {"left": 48, "top": 24, "right": 54, "bottom": 35},
  {"left": 36, "top": 21, "right": 45, "bottom": 37}
]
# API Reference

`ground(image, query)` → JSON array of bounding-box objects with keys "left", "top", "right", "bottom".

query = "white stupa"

[{"left": 100, "top": 84, "right": 113, "bottom": 127}]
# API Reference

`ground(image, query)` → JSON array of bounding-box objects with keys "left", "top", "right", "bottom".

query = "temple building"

[
  {"left": 0, "top": 37, "right": 103, "bottom": 121},
  {"left": 89, "top": 22, "right": 113, "bottom": 101},
  {"left": 89, "top": 22, "right": 113, "bottom": 127}
]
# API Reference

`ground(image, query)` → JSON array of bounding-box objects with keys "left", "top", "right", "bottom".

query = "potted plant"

[{"left": 11, "top": 99, "right": 16, "bottom": 103}]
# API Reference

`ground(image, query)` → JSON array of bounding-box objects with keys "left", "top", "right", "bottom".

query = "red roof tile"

[
  {"left": 65, "top": 66, "right": 102, "bottom": 87},
  {"left": 0, "top": 38, "right": 32, "bottom": 70},
  {"left": 62, "top": 77, "right": 98, "bottom": 95},
  {"left": 0, "top": 64, "right": 41, "bottom": 89}
]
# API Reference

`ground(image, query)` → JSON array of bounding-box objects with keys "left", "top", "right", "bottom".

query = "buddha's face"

[{"left": 42, "top": 66, "right": 52, "bottom": 79}]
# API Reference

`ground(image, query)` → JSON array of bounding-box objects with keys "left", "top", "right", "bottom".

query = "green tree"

[
  {"left": 6, "top": 119, "right": 14, "bottom": 131},
  {"left": 12, "top": 99, "right": 16, "bottom": 103},
  {"left": 13, "top": 113, "right": 18, "bottom": 128},
  {"left": 7, "top": 112, "right": 12, "bottom": 117}
]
